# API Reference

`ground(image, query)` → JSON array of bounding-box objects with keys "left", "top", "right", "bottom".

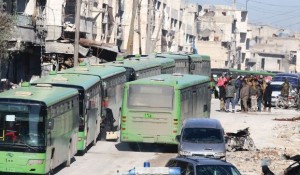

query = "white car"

[
  {"left": 270, "top": 81, "right": 295, "bottom": 107},
  {"left": 270, "top": 81, "right": 283, "bottom": 106}
]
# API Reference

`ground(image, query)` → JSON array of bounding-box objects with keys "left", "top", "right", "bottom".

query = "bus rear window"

[{"left": 128, "top": 85, "right": 174, "bottom": 109}]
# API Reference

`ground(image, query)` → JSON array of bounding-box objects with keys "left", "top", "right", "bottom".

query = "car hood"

[{"left": 180, "top": 141, "right": 226, "bottom": 155}]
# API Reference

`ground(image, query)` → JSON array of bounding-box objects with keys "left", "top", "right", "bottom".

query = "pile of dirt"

[{"left": 228, "top": 121, "right": 300, "bottom": 175}]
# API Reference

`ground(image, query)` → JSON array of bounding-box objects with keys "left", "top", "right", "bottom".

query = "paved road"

[{"left": 55, "top": 98, "right": 300, "bottom": 175}]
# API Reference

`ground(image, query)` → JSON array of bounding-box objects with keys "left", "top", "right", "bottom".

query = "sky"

[{"left": 190, "top": 0, "right": 300, "bottom": 32}]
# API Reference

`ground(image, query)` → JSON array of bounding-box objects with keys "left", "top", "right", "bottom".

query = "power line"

[{"left": 248, "top": 0, "right": 300, "bottom": 8}]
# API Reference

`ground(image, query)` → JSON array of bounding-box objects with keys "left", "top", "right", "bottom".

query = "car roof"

[
  {"left": 182, "top": 118, "right": 223, "bottom": 129},
  {"left": 168, "top": 156, "right": 233, "bottom": 166}
]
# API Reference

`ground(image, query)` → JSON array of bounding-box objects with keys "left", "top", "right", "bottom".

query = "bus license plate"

[{"left": 144, "top": 113, "right": 153, "bottom": 118}]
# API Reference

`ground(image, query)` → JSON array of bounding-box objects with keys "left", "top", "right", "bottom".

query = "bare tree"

[{"left": 0, "top": 12, "right": 15, "bottom": 59}]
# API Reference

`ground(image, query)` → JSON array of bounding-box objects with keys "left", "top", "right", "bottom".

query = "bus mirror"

[
  {"left": 190, "top": 62, "right": 195, "bottom": 70},
  {"left": 175, "top": 135, "right": 181, "bottom": 142},
  {"left": 48, "top": 119, "right": 54, "bottom": 130}
]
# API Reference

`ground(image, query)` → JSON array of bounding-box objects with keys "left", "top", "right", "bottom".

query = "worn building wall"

[{"left": 198, "top": 5, "right": 248, "bottom": 69}]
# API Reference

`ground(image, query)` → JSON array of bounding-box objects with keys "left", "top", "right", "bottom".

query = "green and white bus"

[
  {"left": 123, "top": 55, "right": 176, "bottom": 74},
  {"left": 104, "top": 58, "right": 162, "bottom": 81},
  {"left": 0, "top": 83, "right": 79, "bottom": 174},
  {"left": 156, "top": 53, "right": 211, "bottom": 76},
  {"left": 32, "top": 73, "right": 101, "bottom": 154},
  {"left": 61, "top": 63, "right": 127, "bottom": 139},
  {"left": 120, "top": 74, "right": 211, "bottom": 145}
]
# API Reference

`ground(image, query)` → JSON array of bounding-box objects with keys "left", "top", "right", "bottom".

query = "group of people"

[{"left": 209, "top": 73, "right": 282, "bottom": 113}]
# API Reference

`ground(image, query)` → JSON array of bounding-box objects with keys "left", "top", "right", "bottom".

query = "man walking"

[
  {"left": 263, "top": 81, "right": 273, "bottom": 112},
  {"left": 281, "top": 78, "right": 290, "bottom": 109},
  {"left": 225, "top": 81, "right": 235, "bottom": 113},
  {"left": 240, "top": 81, "right": 250, "bottom": 112}
]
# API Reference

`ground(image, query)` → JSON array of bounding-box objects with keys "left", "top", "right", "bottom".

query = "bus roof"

[
  {"left": 103, "top": 58, "right": 161, "bottom": 71},
  {"left": 156, "top": 53, "right": 189, "bottom": 60},
  {"left": 60, "top": 64, "right": 126, "bottom": 80},
  {"left": 125, "top": 74, "right": 210, "bottom": 90},
  {"left": 0, "top": 85, "right": 78, "bottom": 106},
  {"left": 229, "top": 69, "right": 275, "bottom": 76},
  {"left": 137, "top": 57, "right": 175, "bottom": 68},
  {"left": 32, "top": 73, "right": 100, "bottom": 90},
  {"left": 156, "top": 53, "right": 211, "bottom": 62}
]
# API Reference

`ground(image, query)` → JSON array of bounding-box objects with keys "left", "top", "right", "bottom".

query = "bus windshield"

[
  {"left": 128, "top": 85, "right": 174, "bottom": 109},
  {"left": 0, "top": 104, "right": 45, "bottom": 147}
]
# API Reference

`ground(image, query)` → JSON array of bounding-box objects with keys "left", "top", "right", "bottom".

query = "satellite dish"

[{"left": 200, "top": 29, "right": 211, "bottom": 38}]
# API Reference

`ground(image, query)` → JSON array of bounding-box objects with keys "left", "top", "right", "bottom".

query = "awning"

[{"left": 45, "top": 41, "right": 89, "bottom": 56}]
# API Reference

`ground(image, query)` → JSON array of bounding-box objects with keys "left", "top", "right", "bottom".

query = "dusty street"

[
  {"left": 56, "top": 98, "right": 300, "bottom": 175},
  {"left": 150, "top": 98, "right": 300, "bottom": 175}
]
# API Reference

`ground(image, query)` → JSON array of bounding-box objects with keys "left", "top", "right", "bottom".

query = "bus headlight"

[{"left": 27, "top": 159, "right": 44, "bottom": 165}]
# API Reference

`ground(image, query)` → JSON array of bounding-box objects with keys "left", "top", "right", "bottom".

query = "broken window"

[{"left": 16, "top": 0, "right": 28, "bottom": 14}]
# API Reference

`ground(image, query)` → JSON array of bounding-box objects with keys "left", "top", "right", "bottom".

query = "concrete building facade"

[
  {"left": 196, "top": 5, "right": 248, "bottom": 69},
  {"left": 248, "top": 24, "right": 300, "bottom": 73}
]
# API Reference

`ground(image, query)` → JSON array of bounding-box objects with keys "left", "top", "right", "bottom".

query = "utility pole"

[
  {"left": 137, "top": 0, "right": 142, "bottom": 55},
  {"left": 74, "top": 0, "right": 81, "bottom": 67},
  {"left": 145, "top": 0, "right": 154, "bottom": 54},
  {"left": 153, "top": 5, "right": 164, "bottom": 52},
  {"left": 126, "top": 0, "right": 139, "bottom": 55}
]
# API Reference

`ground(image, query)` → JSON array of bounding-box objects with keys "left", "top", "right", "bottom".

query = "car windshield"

[
  {"left": 196, "top": 165, "right": 241, "bottom": 175},
  {"left": 0, "top": 103, "right": 46, "bottom": 147},
  {"left": 182, "top": 128, "right": 223, "bottom": 143}
]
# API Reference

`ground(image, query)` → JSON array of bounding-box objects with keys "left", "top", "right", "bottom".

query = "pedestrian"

[
  {"left": 263, "top": 81, "right": 272, "bottom": 112},
  {"left": 240, "top": 81, "right": 250, "bottom": 112},
  {"left": 257, "top": 82, "right": 263, "bottom": 112},
  {"left": 281, "top": 78, "right": 290, "bottom": 108},
  {"left": 217, "top": 73, "right": 227, "bottom": 112},
  {"left": 209, "top": 76, "right": 216, "bottom": 98},
  {"left": 249, "top": 80, "right": 258, "bottom": 112},
  {"left": 225, "top": 80, "right": 235, "bottom": 113},
  {"left": 234, "top": 75, "right": 243, "bottom": 106}
]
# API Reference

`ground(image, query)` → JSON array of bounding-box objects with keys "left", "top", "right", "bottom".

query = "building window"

[
  {"left": 277, "top": 60, "right": 281, "bottom": 70},
  {"left": 261, "top": 58, "right": 265, "bottom": 70}
]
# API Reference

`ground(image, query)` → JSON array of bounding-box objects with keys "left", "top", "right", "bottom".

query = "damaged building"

[{"left": 0, "top": 0, "right": 122, "bottom": 83}]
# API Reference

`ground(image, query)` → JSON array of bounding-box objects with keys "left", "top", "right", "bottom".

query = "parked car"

[
  {"left": 273, "top": 73, "right": 300, "bottom": 92},
  {"left": 165, "top": 156, "right": 242, "bottom": 175},
  {"left": 271, "top": 81, "right": 284, "bottom": 106},
  {"left": 270, "top": 81, "right": 296, "bottom": 107},
  {"left": 176, "top": 118, "right": 226, "bottom": 160}
]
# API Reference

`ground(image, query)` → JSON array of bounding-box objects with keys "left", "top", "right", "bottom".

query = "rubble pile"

[{"left": 228, "top": 121, "right": 300, "bottom": 175}]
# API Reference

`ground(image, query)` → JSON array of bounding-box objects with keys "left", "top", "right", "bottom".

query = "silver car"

[{"left": 176, "top": 118, "right": 226, "bottom": 160}]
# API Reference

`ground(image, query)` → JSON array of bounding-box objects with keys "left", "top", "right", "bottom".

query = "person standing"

[
  {"left": 225, "top": 81, "right": 235, "bottom": 113},
  {"left": 217, "top": 73, "right": 227, "bottom": 112},
  {"left": 257, "top": 82, "right": 263, "bottom": 112},
  {"left": 240, "top": 81, "right": 250, "bottom": 112},
  {"left": 234, "top": 76, "right": 242, "bottom": 106},
  {"left": 249, "top": 80, "right": 258, "bottom": 112},
  {"left": 281, "top": 78, "right": 290, "bottom": 108},
  {"left": 263, "top": 81, "right": 273, "bottom": 112}
]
